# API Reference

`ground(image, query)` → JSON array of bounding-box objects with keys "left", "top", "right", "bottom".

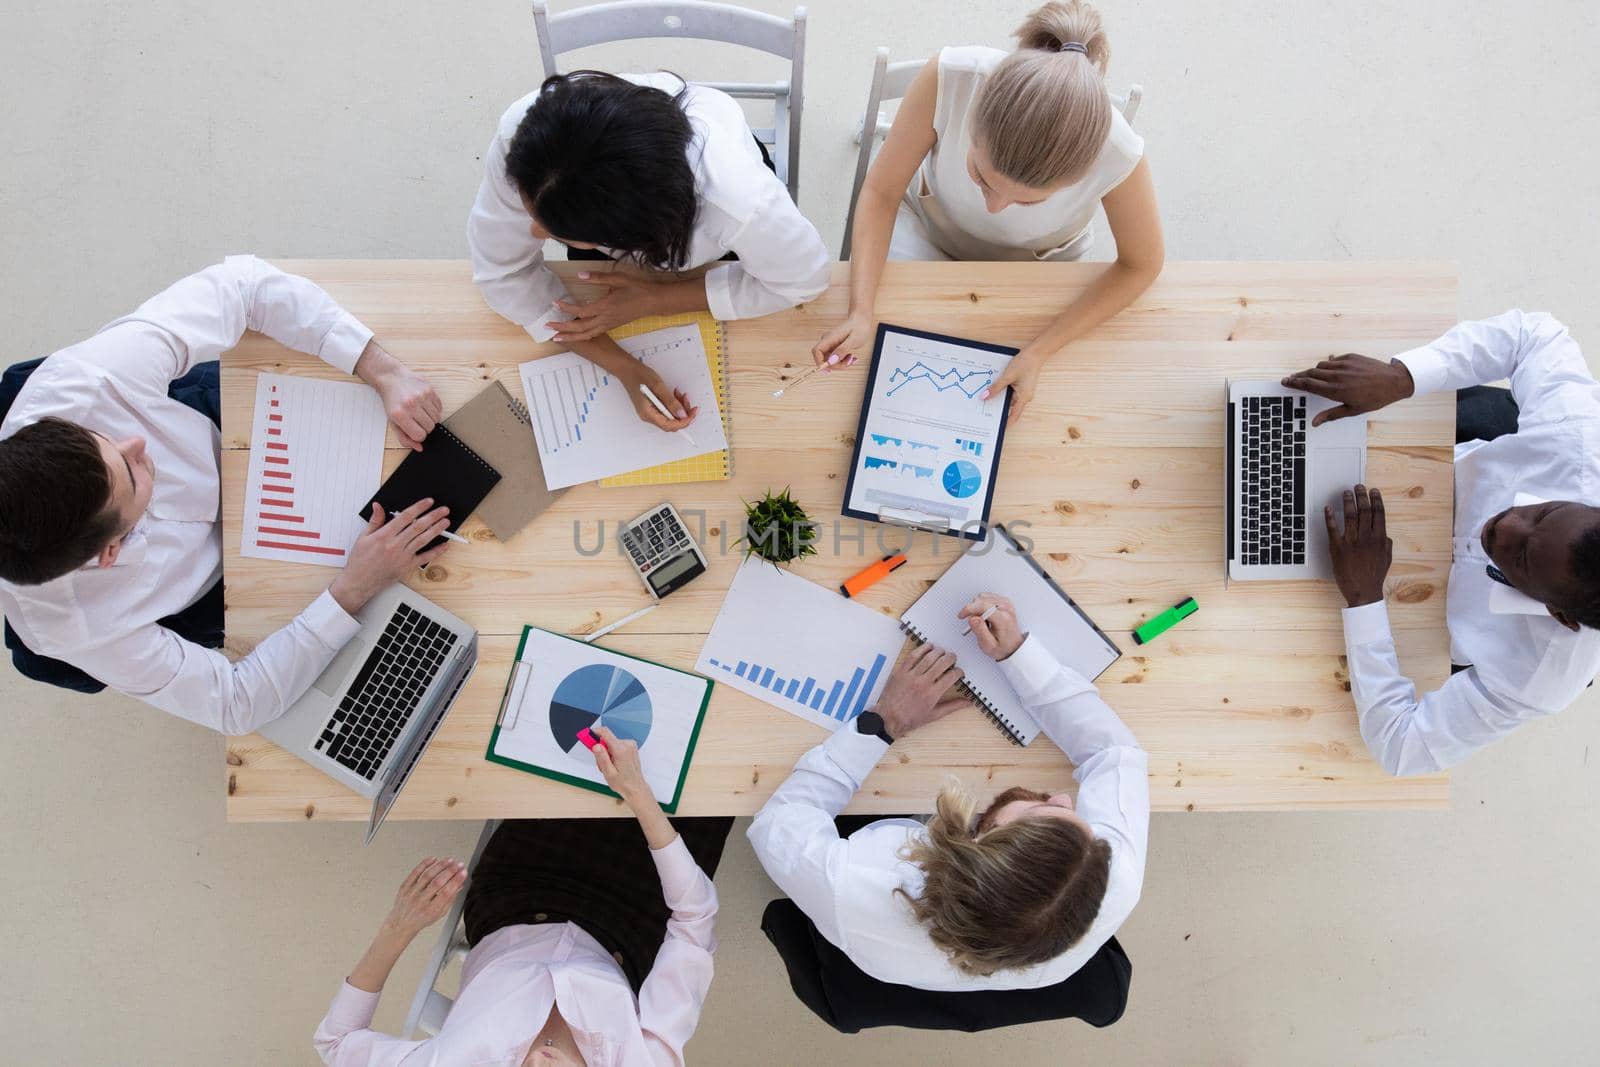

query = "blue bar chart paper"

[{"left": 697, "top": 557, "right": 909, "bottom": 732}]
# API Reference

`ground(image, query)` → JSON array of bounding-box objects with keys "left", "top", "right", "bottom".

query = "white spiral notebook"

[{"left": 900, "top": 525, "right": 1121, "bottom": 746}]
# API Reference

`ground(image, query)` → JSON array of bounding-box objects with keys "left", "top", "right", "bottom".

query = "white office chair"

[
  {"left": 400, "top": 820, "right": 500, "bottom": 1038},
  {"left": 532, "top": 0, "right": 808, "bottom": 203},
  {"left": 839, "top": 48, "right": 1144, "bottom": 260}
]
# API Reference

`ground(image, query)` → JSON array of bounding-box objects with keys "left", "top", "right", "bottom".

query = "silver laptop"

[
  {"left": 259, "top": 585, "right": 477, "bottom": 843},
  {"left": 1225, "top": 380, "right": 1368, "bottom": 581}
]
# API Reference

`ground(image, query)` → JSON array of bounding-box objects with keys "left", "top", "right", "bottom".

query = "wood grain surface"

[{"left": 223, "top": 260, "right": 1457, "bottom": 821}]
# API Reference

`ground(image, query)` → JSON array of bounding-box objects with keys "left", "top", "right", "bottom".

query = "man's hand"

[
  {"left": 380, "top": 857, "right": 466, "bottom": 941},
  {"left": 329, "top": 499, "right": 452, "bottom": 615},
  {"left": 980, "top": 349, "right": 1044, "bottom": 423},
  {"left": 1326, "top": 484, "right": 1393, "bottom": 607},
  {"left": 1281, "top": 354, "right": 1415, "bottom": 426},
  {"left": 873, "top": 642, "right": 968, "bottom": 740},
  {"left": 354, "top": 340, "right": 443, "bottom": 451},
  {"left": 548, "top": 269, "right": 663, "bottom": 344},
  {"left": 622, "top": 361, "right": 699, "bottom": 431},
  {"left": 958, "top": 594, "right": 1026, "bottom": 661}
]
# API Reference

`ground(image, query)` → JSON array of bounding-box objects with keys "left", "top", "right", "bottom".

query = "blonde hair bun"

[{"left": 1015, "top": 0, "right": 1110, "bottom": 72}]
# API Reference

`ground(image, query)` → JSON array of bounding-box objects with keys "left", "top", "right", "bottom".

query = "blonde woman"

[
  {"left": 749, "top": 594, "right": 1147, "bottom": 992},
  {"left": 816, "top": 1, "right": 1164, "bottom": 420}
]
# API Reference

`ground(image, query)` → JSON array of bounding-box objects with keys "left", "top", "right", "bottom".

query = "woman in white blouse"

[
  {"left": 314, "top": 726, "right": 729, "bottom": 1066},
  {"left": 470, "top": 70, "right": 831, "bottom": 429},
  {"left": 816, "top": 1, "right": 1165, "bottom": 420}
]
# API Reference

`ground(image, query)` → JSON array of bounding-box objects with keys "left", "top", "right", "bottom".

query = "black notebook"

[{"left": 360, "top": 425, "right": 501, "bottom": 551}]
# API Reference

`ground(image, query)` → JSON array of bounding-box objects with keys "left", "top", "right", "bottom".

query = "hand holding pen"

[{"left": 957, "top": 594, "right": 1025, "bottom": 662}]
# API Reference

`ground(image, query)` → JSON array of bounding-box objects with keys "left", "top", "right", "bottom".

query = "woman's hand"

[
  {"left": 548, "top": 270, "right": 663, "bottom": 344},
  {"left": 811, "top": 311, "right": 873, "bottom": 369},
  {"left": 592, "top": 725, "right": 651, "bottom": 806},
  {"left": 621, "top": 361, "right": 699, "bottom": 431},
  {"left": 980, "top": 350, "right": 1045, "bottom": 423},
  {"left": 958, "top": 593, "right": 1026, "bottom": 661},
  {"left": 380, "top": 857, "right": 466, "bottom": 940}
]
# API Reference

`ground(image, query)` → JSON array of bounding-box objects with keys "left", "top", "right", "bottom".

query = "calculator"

[{"left": 620, "top": 502, "right": 708, "bottom": 600}]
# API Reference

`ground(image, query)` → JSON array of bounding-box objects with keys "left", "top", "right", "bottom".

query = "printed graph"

[
  {"left": 956, "top": 438, "right": 984, "bottom": 456},
  {"left": 241, "top": 374, "right": 387, "bottom": 569},
  {"left": 524, "top": 361, "right": 611, "bottom": 455},
  {"left": 707, "top": 652, "right": 888, "bottom": 724},
  {"left": 885, "top": 361, "right": 994, "bottom": 399}
]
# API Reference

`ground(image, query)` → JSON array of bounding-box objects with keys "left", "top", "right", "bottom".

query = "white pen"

[
  {"left": 439, "top": 529, "right": 470, "bottom": 545},
  {"left": 581, "top": 603, "right": 658, "bottom": 643},
  {"left": 637, "top": 383, "right": 698, "bottom": 446},
  {"left": 960, "top": 603, "right": 998, "bottom": 637}
]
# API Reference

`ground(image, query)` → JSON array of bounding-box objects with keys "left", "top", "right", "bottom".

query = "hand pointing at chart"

[{"left": 979, "top": 350, "right": 1044, "bottom": 423}]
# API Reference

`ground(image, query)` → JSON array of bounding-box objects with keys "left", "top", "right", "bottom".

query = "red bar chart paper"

[{"left": 241, "top": 373, "right": 387, "bottom": 568}]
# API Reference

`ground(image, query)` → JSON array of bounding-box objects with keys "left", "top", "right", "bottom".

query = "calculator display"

[{"left": 647, "top": 552, "right": 700, "bottom": 592}]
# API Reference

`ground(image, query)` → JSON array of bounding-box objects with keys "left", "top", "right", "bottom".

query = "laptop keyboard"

[
  {"left": 314, "top": 604, "right": 458, "bottom": 781},
  {"left": 1239, "top": 395, "right": 1308, "bottom": 567}
]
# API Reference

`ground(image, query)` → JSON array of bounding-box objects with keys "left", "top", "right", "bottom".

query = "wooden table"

[{"left": 223, "top": 261, "right": 1456, "bottom": 822}]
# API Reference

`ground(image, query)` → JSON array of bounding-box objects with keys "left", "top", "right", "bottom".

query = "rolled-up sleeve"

[{"left": 702, "top": 180, "right": 830, "bottom": 322}]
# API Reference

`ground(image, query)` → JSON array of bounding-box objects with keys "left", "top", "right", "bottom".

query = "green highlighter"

[{"left": 1132, "top": 596, "right": 1198, "bottom": 645}]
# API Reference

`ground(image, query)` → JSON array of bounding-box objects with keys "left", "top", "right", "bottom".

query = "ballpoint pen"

[{"left": 638, "top": 383, "right": 698, "bottom": 446}]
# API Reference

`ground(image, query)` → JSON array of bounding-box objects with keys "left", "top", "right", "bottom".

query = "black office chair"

[{"left": 760, "top": 897, "right": 1133, "bottom": 1034}]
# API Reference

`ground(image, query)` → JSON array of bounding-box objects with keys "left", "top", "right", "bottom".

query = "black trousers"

[{"left": 463, "top": 816, "right": 733, "bottom": 992}]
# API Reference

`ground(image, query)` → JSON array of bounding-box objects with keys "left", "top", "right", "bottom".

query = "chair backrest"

[
  {"left": 840, "top": 47, "right": 1144, "bottom": 259},
  {"left": 532, "top": 0, "right": 807, "bottom": 201},
  {"left": 760, "top": 897, "right": 1133, "bottom": 1034},
  {"left": 401, "top": 820, "right": 501, "bottom": 1038}
]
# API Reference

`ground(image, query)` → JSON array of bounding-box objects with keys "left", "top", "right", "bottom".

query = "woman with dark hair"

[{"left": 470, "top": 71, "right": 830, "bottom": 429}]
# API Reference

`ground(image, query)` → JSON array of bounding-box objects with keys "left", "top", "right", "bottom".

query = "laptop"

[
  {"left": 1225, "top": 380, "right": 1368, "bottom": 581},
  {"left": 259, "top": 585, "right": 478, "bottom": 843}
]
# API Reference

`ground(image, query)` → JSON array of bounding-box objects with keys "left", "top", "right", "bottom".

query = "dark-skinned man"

[{"left": 1283, "top": 310, "right": 1600, "bottom": 776}]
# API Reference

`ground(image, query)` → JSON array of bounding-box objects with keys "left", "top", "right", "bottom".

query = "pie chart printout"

[
  {"left": 549, "top": 664, "right": 653, "bottom": 755},
  {"left": 943, "top": 459, "right": 982, "bottom": 499}
]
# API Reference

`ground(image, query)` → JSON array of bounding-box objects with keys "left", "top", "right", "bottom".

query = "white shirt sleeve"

[
  {"left": 66, "top": 589, "right": 362, "bottom": 736},
  {"left": 1341, "top": 601, "right": 1551, "bottom": 776},
  {"left": 312, "top": 982, "right": 425, "bottom": 1066},
  {"left": 1393, "top": 310, "right": 1600, "bottom": 424},
  {"left": 467, "top": 123, "right": 573, "bottom": 343},
  {"left": 636, "top": 835, "right": 720, "bottom": 1067},
  {"left": 701, "top": 180, "right": 831, "bottom": 322},
  {"left": 997, "top": 635, "right": 1150, "bottom": 883},
  {"left": 69, "top": 255, "right": 373, "bottom": 393},
  {"left": 746, "top": 726, "right": 889, "bottom": 947}
]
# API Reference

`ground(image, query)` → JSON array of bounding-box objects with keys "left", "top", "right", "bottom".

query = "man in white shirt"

[
  {"left": 748, "top": 594, "right": 1148, "bottom": 993},
  {"left": 1284, "top": 310, "right": 1600, "bottom": 776},
  {"left": 0, "top": 256, "right": 455, "bottom": 735}
]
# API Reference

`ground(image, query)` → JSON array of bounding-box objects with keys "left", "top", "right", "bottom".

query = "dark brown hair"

[
  {"left": 898, "top": 782, "right": 1112, "bottom": 975},
  {"left": 0, "top": 417, "right": 123, "bottom": 585}
]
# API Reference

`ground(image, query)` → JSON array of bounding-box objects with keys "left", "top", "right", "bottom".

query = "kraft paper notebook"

[
  {"left": 599, "top": 311, "right": 732, "bottom": 487},
  {"left": 900, "top": 524, "right": 1121, "bottom": 746},
  {"left": 487, "top": 626, "right": 713, "bottom": 813},
  {"left": 443, "top": 381, "right": 567, "bottom": 543}
]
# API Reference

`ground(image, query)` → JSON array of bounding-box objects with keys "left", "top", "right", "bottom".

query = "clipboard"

[{"left": 840, "top": 323, "right": 1017, "bottom": 542}]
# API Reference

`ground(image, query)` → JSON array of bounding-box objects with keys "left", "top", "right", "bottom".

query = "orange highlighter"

[{"left": 840, "top": 553, "right": 908, "bottom": 598}]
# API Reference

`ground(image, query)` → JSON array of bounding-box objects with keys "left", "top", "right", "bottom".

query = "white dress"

[{"left": 892, "top": 45, "right": 1145, "bottom": 263}]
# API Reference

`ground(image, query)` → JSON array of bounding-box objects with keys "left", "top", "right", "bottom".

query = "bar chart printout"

[
  {"left": 696, "top": 558, "right": 908, "bottom": 732},
  {"left": 240, "top": 373, "right": 387, "bottom": 568}
]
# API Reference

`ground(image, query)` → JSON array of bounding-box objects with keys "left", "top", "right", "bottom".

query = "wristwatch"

[{"left": 855, "top": 710, "right": 895, "bottom": 744}]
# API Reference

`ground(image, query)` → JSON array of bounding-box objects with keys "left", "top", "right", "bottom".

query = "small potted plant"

[{"left": 738, "top": 487, "right": 818, "bottom": 566}]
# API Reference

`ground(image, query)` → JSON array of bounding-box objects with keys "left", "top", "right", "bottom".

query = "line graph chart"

[{"left": 885, "top": 361, "right": 994, "bottom": 399}]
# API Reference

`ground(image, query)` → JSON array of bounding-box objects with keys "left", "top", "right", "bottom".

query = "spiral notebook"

[
  {"left": 361, "top": 423, "right": 501, "bottom": 552},
  {"left": 443, "top": 381, "right": 566, "bottom": 543},
  {"left": 900, "top": 525, "right": 1121, "bottom": 746},
  {"left": 599, "top": 311, "right": 731, "bottom": 486}
]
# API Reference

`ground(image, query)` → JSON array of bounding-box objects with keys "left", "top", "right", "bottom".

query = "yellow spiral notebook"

[{"left": 600, "top": 311, "right": 732, "bottom": 486}]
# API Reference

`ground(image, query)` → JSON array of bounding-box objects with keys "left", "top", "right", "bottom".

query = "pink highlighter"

[{"left": 576, "top": 727, "right": 605, "bottom": 752}]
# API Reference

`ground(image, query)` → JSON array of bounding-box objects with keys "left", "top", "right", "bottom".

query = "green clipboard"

[{"left": 485, "top": 624, "right": 713, "bottom": 814}]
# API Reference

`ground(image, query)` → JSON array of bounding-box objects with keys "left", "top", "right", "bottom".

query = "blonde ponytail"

[{"left": 974, "top": 1, "right": 1114, "bottom": 189}]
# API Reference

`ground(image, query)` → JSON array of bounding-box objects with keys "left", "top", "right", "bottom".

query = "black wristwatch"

[{"left": 855, "top": 710, "right": 895, "bottom": 744}]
